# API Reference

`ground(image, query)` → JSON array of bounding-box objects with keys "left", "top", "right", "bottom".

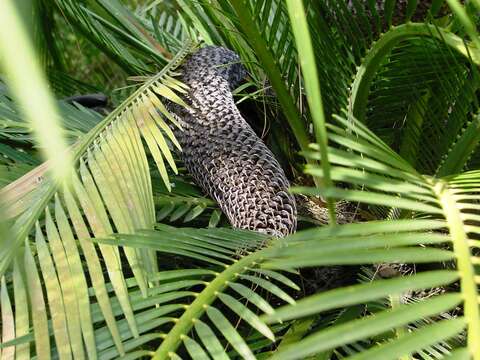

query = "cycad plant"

[{"left": 1, "top": 0, "right": 480, "bottom": 359}]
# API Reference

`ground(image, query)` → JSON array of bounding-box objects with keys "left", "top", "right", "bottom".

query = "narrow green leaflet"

[
  {"left": 348, "top": 319, "right": 466, "bottom": 360},
  {"left": 270, "top": 294, "right": 462, "bottom": 360}
]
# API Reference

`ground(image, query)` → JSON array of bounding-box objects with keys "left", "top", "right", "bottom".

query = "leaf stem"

[
  {"left": 230, "top": 1, "right": 311, "bottom": 154},
  {"left": 229, "top": 1, "right": 330, "bottom": 191},
  {"left": 434, "top": 181, "right": 480, "bottom": 359},
  {"left": 151, "top": 249, "right": 267, "bottom": 359},
  {"left": 285, "top": 0, "right": 336, "bottom": 224}
]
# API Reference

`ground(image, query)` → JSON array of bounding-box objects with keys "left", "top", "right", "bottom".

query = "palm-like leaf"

[
  {"left": 260, "top": 3, "right": 480, "bottom": 357},
  {"left": 2, "top": 265, "right": 215, "bottom": 359},
  {"left": 95, "top": 226, "right": 293, "bottom": 360},
  {"left": 0, "top": 40, "right": 195, "bottom": 358},
  {"left": 259, "top": 112, "right": 480, "bottom": 359}
]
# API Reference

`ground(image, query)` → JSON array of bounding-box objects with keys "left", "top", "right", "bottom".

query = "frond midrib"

[
  {"left": 0, "top": 40, "right": 196, "bottom": 277},
  {"left": 433, "top": 179, "right": 480, "bottom": 359},
  {"left": 151, "top": 248, "right": 268, "bottom": 359}
]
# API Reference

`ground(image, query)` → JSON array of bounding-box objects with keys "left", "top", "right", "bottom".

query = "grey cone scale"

[{"left": 170, "top": 46, "right": 297, "bottom": 237}]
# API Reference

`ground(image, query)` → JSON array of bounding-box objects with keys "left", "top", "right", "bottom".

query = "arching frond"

[
  {"left": 94, "top": 226, "right": 295, "bottom": 360},
  {"left": 261, "top": 112, "right": 480, "bottom": 359},
  {"left": 0, "top": 40, "right": 195, "bottom": 358}
]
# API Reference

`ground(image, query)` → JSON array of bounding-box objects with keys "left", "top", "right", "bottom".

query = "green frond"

[
  {"left": 92, "top": 226, "right": 294, "bottom": 359},
  {"left": 345, "top": 21, "right": 480, "bottom": 175},
  {"left": 262, "top": 111, "right": 480, "bottom": 359},
  {"left": 0, "top": 267, "right": 214, "bottom": 358},
  {"left": 269, "top": 295, "right": 463, "bottom": 360},
  {"left": 0, "top": 40, "right": 195, "bottom": 358}
]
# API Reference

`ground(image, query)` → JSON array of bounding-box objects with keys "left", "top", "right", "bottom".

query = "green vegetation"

[{"left": 1, "top": 0, "right": 480, "bottom": 359}]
